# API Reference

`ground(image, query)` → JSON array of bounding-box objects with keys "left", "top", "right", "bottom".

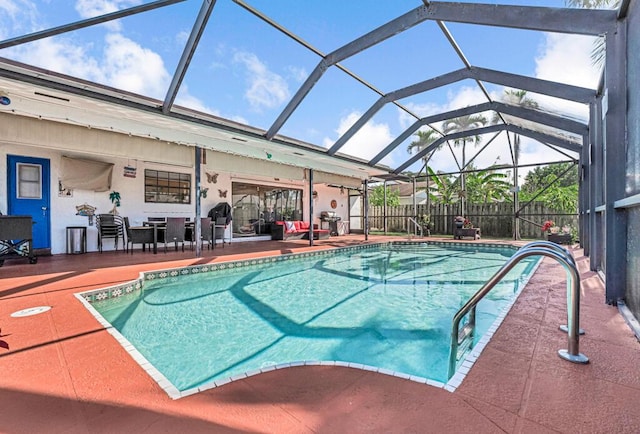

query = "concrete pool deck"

[{"left": 1, "top": 235, "right": 639, "bottom": 433}]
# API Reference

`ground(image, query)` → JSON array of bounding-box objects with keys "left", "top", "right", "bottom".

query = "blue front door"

[{"left": 7, "top": 155, "right": 51, "bottom": 250}]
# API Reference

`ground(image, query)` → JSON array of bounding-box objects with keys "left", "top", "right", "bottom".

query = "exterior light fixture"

[{"left": 0, "top": 92, "right": 10, "bottom": 106}]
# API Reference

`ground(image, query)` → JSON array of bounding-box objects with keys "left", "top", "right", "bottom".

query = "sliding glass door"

[{"left": 231, "top": 182, "right": 303, "bottom": 237}]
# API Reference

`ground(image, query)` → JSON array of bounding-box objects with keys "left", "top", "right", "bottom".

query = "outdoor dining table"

[{"left": 143, "top": 221, "right": 166, "bottom": 254}]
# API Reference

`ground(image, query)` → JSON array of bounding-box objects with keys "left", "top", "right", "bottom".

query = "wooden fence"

[{"left": 368, "top": 202, "right": 579, "bottom": 239}]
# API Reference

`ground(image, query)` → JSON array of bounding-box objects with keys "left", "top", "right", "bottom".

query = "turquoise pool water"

[{"left": 90, "top": 243, "right": 539, "bottom": 394}]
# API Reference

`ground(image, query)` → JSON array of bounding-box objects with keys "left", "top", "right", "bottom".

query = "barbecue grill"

[{"left": 320, "top": 211, "right": 341, "bottom": 236}]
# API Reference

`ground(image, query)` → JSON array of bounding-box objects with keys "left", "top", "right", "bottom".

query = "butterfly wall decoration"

[
  {"left": 218, "top": 189, "right": 228, "bottom": 198},
  {"left": 205, "top": 171, "right": 219, "bottom": 184}
]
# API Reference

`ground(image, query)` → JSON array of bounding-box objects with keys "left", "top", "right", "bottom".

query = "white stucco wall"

[{"left": 2, "top": 116, "right": 359, "bottom": 254}]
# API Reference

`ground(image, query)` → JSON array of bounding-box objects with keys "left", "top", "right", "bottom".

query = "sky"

[{"left": 0, "top": 0, "right": 607, "bottom": 182}]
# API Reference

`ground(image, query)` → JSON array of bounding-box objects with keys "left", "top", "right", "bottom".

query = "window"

[
  {"left": 17, "top": 163, "right": 42, "bottom": 199},
  {"left": 145, "top": 169, "right": 191, "bottom": 204}
]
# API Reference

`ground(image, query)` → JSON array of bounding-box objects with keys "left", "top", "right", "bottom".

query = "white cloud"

[
  {"left": 323, "top": 111, "right": 395, "bottom": 166},
  {"left": 233, "top": 51, "right": 290, "bottom": 111},
  {"left": 0, "top": 0, "right": 39, "bottom": 39},
  {"left": 286, "top": 65, "right": 308, "bottom": 83},
  {"left": 398, "top": 30, "right": 596, "bottom": 175},
  {"left": 3, "top": 1, "right": 169, "bottom": 98},
  {"left": 535, "top": 33, "right": 600, "bottom": 88},
  {"left": 532, "top": 32, "right": 600, "bottom": 121},
  {"left": 74, "top": 0, "right": 139, "bottom": 32},
  {"left": 175, "top": 87, "right": 214, "bottom": 114},
  {"left": 175, "top": 87, "right": 249, "bottom": 125},
  {"left": 444, "top": 86, "right": 488, "bottom": 111},
  {"left": 398, "top": 101, "right": 442, "bottom": 130},
  {"left": 0, "top": 0, "right": 21, "bottom": 19},
  {"left": 102, "top": 33, "right": 170, "bottom": 97},
  {"left": 10, "top": 34, "right": 169, "bottom": 97},
  {"left": 176, "top": 30, "right": 190, "bottom": 46},
  {"left": 11, "top": 38, "right": 103, "bottom": 80}
]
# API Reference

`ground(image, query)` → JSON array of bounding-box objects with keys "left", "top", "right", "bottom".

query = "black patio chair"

[
  {"left": 162, "top": 217, "right": 186, "bottom": 252},
  {"left": 186, "top": 217, "right": 213, "bottom": 250},
  {"left": 96, "top": 214, "right": 124, "bottom": 253},
  {"left": 123, "top": 217, "right": 154, "bottom": 253},
  {"left": 214, "top": 217, "right": 228, "bottom": 248}
]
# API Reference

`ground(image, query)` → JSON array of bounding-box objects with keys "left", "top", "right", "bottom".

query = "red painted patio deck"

[{"left": 1, "top": 235, "right": 639, "bottom": 433}]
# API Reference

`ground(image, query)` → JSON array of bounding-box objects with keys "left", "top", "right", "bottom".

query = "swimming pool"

[{"left": 78, "top": 242, "right": 540, "bottom": 399}]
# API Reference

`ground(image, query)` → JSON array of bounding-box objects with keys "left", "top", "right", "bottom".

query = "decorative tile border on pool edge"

[
  {"left": 76, "top": 242, "right": 382, "bottom": 304},
  {"left": 74, "top": 240, "right": 538, "bottom": 399}
]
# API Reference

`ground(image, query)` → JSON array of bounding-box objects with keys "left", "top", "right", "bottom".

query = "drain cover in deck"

[{"left": 11, "top": 306, "right": 52, "bottom": 317}]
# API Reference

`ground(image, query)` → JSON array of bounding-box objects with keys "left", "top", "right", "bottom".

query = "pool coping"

[{"left": 75, "top": 240, "right": 538, "bottom": 400}]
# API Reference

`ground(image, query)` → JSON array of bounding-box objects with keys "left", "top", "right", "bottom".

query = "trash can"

[{"left": 66, "top": 226, "right": 87, "bottom": 254}]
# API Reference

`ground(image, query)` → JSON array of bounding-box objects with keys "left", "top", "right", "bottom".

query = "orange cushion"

[{"left": 298, "top": 221, "right": 310, "bottom": 231}]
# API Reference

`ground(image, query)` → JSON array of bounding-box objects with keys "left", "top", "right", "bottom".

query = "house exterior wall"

[
  {"left": 398, "top": 191, "right": 427, "bottom": 206},
  {"left": 1, "top": 115, "right": 356, "bottom": 254}
]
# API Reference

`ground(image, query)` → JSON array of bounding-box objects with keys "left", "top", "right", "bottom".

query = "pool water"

[{"left": 92, "top": 243, "right": 539, "bottom": 394}]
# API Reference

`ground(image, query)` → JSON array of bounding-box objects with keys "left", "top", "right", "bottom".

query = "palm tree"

[
  {"left": 497, "top": 89, "right": 539, "bottom": 239},
  {"left": 427, "top": 167, "right": 458, "bottom": 205},
  {"left": 465, "top": 165, "right": 512, "bottom": 203},
  {"left": 407, "top": 127, "right": 441, "bottom": 220},
  {"left": 407, "top": 128, "right": 440, "bottom": 171},
  {"left": 565, "top": 0, "right": 621, "bottom": 68},
  {"left": 441, "top": 113, "right": 488, "bottom": 217}
]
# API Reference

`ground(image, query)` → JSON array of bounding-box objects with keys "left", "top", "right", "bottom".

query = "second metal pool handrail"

[
  {"left": 448, "top": 244, "right": 588, "bottom": 379},
  {"left": 518, "top": 241, "right": 583, "bottom": 335},
  {"left": 407, "top": 217, "right": 423, "bottom": 240}
]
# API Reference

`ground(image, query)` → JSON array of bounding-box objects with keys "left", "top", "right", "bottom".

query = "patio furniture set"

[
  {"left": 97, "top": 214, "right": 229, "bottom": 254},
  {"left": 270, "top": 220, "right": 330, "bottom": 241}
]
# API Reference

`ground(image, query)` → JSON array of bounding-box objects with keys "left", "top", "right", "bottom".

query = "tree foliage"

[
  {"left": 465, "top": 165, "right": 512, "bottom": 203},
  {"left": 521, "top": 163, "right": 578, "bottom": 192},
  {"left": 565, "top": 0, "right": 621, "bottom": 68},
  {"left": 369, "top": 185, "right": 400, "bottom": 207},
  {"left": 427, "top": 167, "right": 459, "bottom": 205},
  {"left": 520, "top": 163, "right": 579, "bottom": 213},
  {"left": 407, "top": 128, "right": 441, "bottom": 176}
]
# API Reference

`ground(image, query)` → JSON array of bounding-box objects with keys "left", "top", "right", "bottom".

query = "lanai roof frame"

[
  {"left": 0, "top": 1, "right": 618, "bottom": 178},
  {"left": 0, "top": 0, "right": 634, "bottom": 306}
]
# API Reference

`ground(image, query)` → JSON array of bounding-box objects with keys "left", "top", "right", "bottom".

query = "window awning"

[{"left": 60, "top": 156, "right": 114, "bottom": 192}]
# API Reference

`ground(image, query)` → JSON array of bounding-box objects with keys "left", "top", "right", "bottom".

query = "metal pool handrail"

[
  {"left": 518, "top": 240, "right": 576, "bottom": 267},
  {"left": 515, "top": 241, "right": 584, "bottom": 334},
  {"left": 407, "top": 217, "right": 422, "bottom": 239},
  {"left": 448, "top": 244, "right": 588, "bottom": 379}
]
